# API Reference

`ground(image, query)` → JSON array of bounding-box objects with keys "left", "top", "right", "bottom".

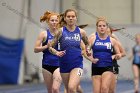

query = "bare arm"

[
  {"left": 128, "top": 47, "right": 134, "bottom": 60},
  {"left": 80, "top": 28, "right": 89, "bottom": 47},
  {"left": 88, "top": 34, "right": 99, "bottom": 63},
  {"left": 51, "top": 28, "right": 62, "bottom": 47},
  {"left": 81, "top": 40, "right": 99, "bottom": 63},
  {"left": 117, "top": 40, "right": 126, "bottom": 57},
  {"left": 88, "top": 34, "right": 96, "bottom": 50},
  {"left": 111, "top": 37, "right": 121, "bottom": 60},
  {"left": 34, "top": 31, "right": 48, "bottom": 53},
  {"left": 81, "top": 41, "right": 91, "bottom": 60},
  {"left": 111, "top": 34, "right": 126, "bottom": 57},
  {"left": 48, "top": 28, "right": 62, "bottom": 55}
]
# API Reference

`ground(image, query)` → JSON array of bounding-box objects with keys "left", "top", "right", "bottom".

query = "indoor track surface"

[{"left": 0, "top": 80, "right": 138, "bottom": 93}]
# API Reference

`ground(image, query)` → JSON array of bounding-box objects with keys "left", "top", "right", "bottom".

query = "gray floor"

[{"left": 0, "top": 80, "right": 137, "bottom": 93}]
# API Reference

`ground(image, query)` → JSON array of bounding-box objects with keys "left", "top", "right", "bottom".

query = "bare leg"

[
  {"left": 61, "top": 73, "right": 70, "bottom": 93},
  {"left": 52, "top": 68, "right": 62, "bottom": 93},
  {"left": 109, "top": 74, "right": 117, "bottom": 93},
  {"left": 64, "top": 85, "right": 83, "bottom": 93},
  {"left": 92, "top": 75, "right": 101, "bottom": 93},
  {"left": 101, "top": 71, "right": 114, "bottom": 93},
  {"left": 77, "top": 85, "right": 83, "bottom": 93},
  {"left": 132, "top": 65, "right": 139, "bottom": 93},
  {"left": 68, "top": 68, "right": 83, "bottom": 93},
  {"left": 42, "top": 69, "right": 53, "bottom": 93}
]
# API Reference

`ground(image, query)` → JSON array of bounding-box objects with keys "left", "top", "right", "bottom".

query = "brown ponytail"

[
  {"left": 110, "top": 27, "right": 125, "bottom": 32},
  {"left": 58, "top": 13, "right": 66, "bottom": 28},
  {"left": 78, "top": 24, "right": 88, "bottom": 29}
]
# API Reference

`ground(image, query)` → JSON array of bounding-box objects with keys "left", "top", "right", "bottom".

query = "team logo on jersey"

[
  {"left": 48, "top": 36, "right": 52, "bottom": 39},
  {"left": 95, "top": 42, "right": 112, "bottom": 49},
  {"left": 65, "top": 33, "right": 80, "bottom": 41}
]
